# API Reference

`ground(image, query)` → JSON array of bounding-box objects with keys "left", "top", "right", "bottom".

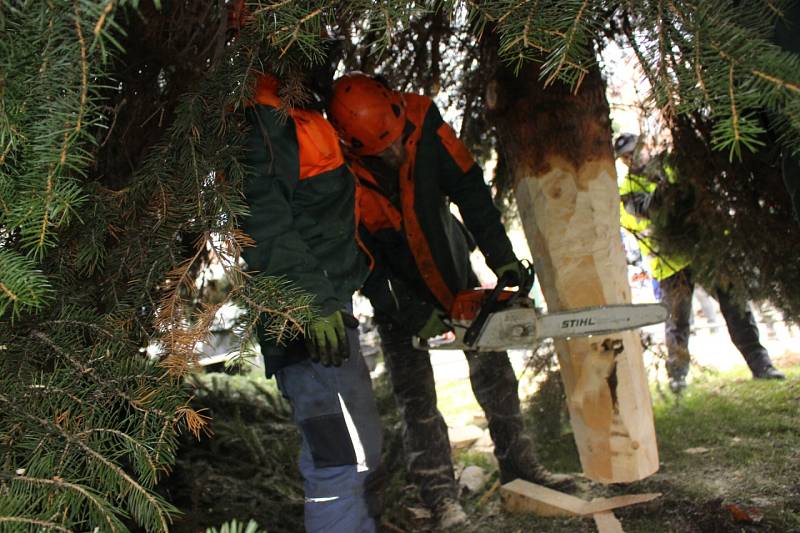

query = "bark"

[{"left": 487, "top": 60, "right": 659, "bottom": 483}]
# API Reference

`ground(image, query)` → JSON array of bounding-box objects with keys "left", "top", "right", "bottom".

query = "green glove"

[
  {"left": 306, "top": 310, "right": 350, "bottom": 367},
  {"left": 494, "top": 260, "right": 533, "bottom": 289},
  {"left": 417, "top": 309, "right": 451, "bottom": 340}
]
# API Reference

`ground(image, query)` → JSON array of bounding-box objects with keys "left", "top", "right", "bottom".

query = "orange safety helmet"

[{"left": 328, "top": 73, "right": 406, "bottom": 156}]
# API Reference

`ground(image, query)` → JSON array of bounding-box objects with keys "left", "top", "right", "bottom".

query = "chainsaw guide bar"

[
  {"left": 414, "top": 302, "right": 667, "bottom": 352},
  {"left": 412, "top": 268, "right": 667, "bottom": 352}
]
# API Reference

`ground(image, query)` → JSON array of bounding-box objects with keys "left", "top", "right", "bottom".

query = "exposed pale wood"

[
  {"left": 487, "top": 55, "right": 659, "bottom": 484},
  {"left": 584, "top": 494, "right": 661, "bottom": 515},
  {"left": 500, "top": 479, "right": 586, "bottom": 516},
  {"left": 593, "top": 511, "right": 625, "bottom": 533},
  {"left": 500, "top": 479, "right": 661, "bottom": 518},
  {"left": 514, "top": 157, "right": 659, "bottom": 482}
]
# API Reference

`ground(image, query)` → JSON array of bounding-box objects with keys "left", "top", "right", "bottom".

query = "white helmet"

[{"left": 614, "top": 133, "right": 639, "bottom": 157}]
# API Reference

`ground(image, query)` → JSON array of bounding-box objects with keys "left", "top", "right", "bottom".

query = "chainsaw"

[{"left": 413, "top": 266, "right": 667, "bottom": 352}]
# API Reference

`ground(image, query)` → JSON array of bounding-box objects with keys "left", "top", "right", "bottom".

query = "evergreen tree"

[
  {"left": 0, "top": 2, "right": 318, "bottom": 530},
  {"left": 2, "top": 1, "right": 799, "bottom": 530}
]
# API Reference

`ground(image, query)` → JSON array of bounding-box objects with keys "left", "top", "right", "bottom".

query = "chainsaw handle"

[
  {"left": 519, "top": 259, "right": 535, "bottom": 297},
  {"left": 462, "top": 270, "right": 516, "bottom": 347}
]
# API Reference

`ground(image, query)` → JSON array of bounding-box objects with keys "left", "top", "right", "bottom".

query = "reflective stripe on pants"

[{"left": 276, "top": 310, "right": 383, "bottom": 533}]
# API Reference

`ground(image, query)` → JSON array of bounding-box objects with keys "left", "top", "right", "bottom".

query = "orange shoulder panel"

[
  {"left": 402, "top": 93, "right": 433, "bottom": 128},
  {"left": 252, "top": 74, "right": 281, "bottom": 107},
  {"left": 292, "top": 110, "right": 345, "bottom": 180},
  {"left": 436, "top": 122, "right": 475, "bottom": 173},
  {"left": 249, "top": 73, "right": 343, "bottom": 179}
]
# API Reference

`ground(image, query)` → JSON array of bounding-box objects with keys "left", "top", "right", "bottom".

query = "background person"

[{"left": 615, "top": 133, "right": 785, "bottom": 392}]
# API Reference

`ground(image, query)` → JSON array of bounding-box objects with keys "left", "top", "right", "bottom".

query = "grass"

[
  {"left": 454, "top": 449, "right": 499, "bottom": 471},
  {"left": 449, "top": 363, "right": 800, "bottom": 532}
]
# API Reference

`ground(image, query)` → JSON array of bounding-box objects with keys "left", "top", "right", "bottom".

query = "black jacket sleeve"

[
  {"left": 428, "top": 104, "right": 517, "bottom": 270},
  {"left": 358, "top": 228, "right": 436, "bottom": 334},
  {"left": 240, "top": 105, "right": 341, "bottom": 314}
]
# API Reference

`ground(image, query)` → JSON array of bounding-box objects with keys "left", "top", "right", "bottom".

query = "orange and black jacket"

[
  {"left": 239, "top": 74, "right": 370, "bottom": 374},
  {"left": 354, "top": 94, "right": 516, "bottom": 333}
]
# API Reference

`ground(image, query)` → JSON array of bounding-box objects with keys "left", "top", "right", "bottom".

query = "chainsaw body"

[{"left": 413, "top": 269, "right": 667, "bottom": 351}]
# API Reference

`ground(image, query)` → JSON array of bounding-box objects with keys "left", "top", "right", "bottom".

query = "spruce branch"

[
  {"left": 0, "top": 391, "right": 174, "bottom": 532},
  {"left": 93, "top": 1, "right": 117, "bottom": 37},
  {"left": 232, "top": 274, "right": 315, "bottom": 349},
  {"left": 0, "top": 250, "right": 53, "bottom": 319},
  {"left": 72, "top": 0, "right": 90, "bottom": 150},
  {"left": 279, "top": 8, "right": 324, "bottom": 58},
  {"left": 76, "top": 429, "right": 160, "bottom": 483},
  {"left": 727, "top": 62, "right": 742, "bottom": 156},
  {"left": 28, "top": 329, "right": 170, "bottom": 420},
  {"left": 752, "top": 69, "right": 800, "bottom": 95},
  {"left": 0, "top": 474, "right": 124, "bottom": 533},
  {"left": 70, "top": 430, "right": 173, "bottom": 532},
  {"left": 0, "top": 517, "right": 73, "bottom": 532},
  {"left": 175, "top": 404, "right": 212, "bottom": 439},
  {"left": 541, "top": 0, "right": 590, "bottom": 88},
  {"left": 655, "top": 0, "right": 677, "bottom": 120}
]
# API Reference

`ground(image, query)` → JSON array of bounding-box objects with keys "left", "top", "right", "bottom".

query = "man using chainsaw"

[
  {"left": 328, "top": 72, "right": 574, "bottom": 527},
  {"left": 239, "top": 72, "right": 384, "bottom": 532},
  {"left": 615, "top": 133, "right": 785, "bottom": 392}
]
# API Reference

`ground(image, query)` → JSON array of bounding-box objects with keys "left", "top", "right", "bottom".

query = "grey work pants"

[
  {"left": 376, "top": 319, "right": 536, "bottom": 508},
  {"left": 660, "top": 268, "right": 772, "bottom": 380},
  {"left": 275, "top": 309, "right": 384, "bottom": 533}
]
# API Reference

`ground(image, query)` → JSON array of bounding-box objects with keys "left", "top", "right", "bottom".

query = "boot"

[
  {"left": 498, "top": 437, "right": 577, "bottom": 492},
  {"left": 747, "top": 353, "right": 786, "bottom": 380},
  {"left": 669, "top": 377, "right": 688, "bottom": 394},
  {"left": 465, "top": 350, "right": 578, "bottom": 493},
  {"left": 666, "top": 352, "right": 690, "bottom": 394},
  {"left": 434, "top": 498, "right": 469, "bottom": 528},
  {"left": 752, "top": 364, "right": 786, "bottom": 380},
  {"left": 500, "top": 459, "right": 577, "bottom": 492}
]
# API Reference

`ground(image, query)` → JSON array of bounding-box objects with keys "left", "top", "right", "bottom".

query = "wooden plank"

[
  {"left": 448, "top": 424, "right": 484, "bottom": 449},
  {"left": 593, "top": 511, "right": 625, "bottom": 533},
  {"left": 584, "top": 493, "right": 661, "bottom": 515},
  {"left": 500, "top": 479, "right": 587, "bottom": 517},
  {"left": 501, "top": 480, "right": 660, "bottom": 518}
]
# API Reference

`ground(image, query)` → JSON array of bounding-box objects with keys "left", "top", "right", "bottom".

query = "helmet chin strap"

[{"left": 377, "top": 138, "right": 407, "bottom": 170}]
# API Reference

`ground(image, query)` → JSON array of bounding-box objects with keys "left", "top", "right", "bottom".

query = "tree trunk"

[{"left": 487, "top": 61, "right": 659, "bottom": 483}]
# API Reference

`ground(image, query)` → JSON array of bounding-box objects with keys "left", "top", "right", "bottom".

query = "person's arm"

[
  {"left": 358, "top": 229, "right": 437, "bottom": 334},
  {"left": 620, "top": 172, "right": 659, "bottom": 220},
  {"left": 240, "top": 104, "right": 341, "bottom": 315},
  {"left": 361, "top": 269, "right": 438, "bottom": 335},
  {"left": 428, "top": 104, "right": 517, "bottom": 271}
]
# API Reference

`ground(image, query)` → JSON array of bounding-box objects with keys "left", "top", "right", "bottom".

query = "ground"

[
  {"left": 408, "top": 313, "right": 800, "bottom": 533},
  {"left": 159, "top": 315, "right": 800, "bottom": 533},
  {"left": 446, "top": 360, "right": 800, "bottom": 533}
]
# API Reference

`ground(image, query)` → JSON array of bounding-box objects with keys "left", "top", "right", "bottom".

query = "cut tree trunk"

[{"left": 486, "top": 61, "right": 658, "bottom": 483}]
